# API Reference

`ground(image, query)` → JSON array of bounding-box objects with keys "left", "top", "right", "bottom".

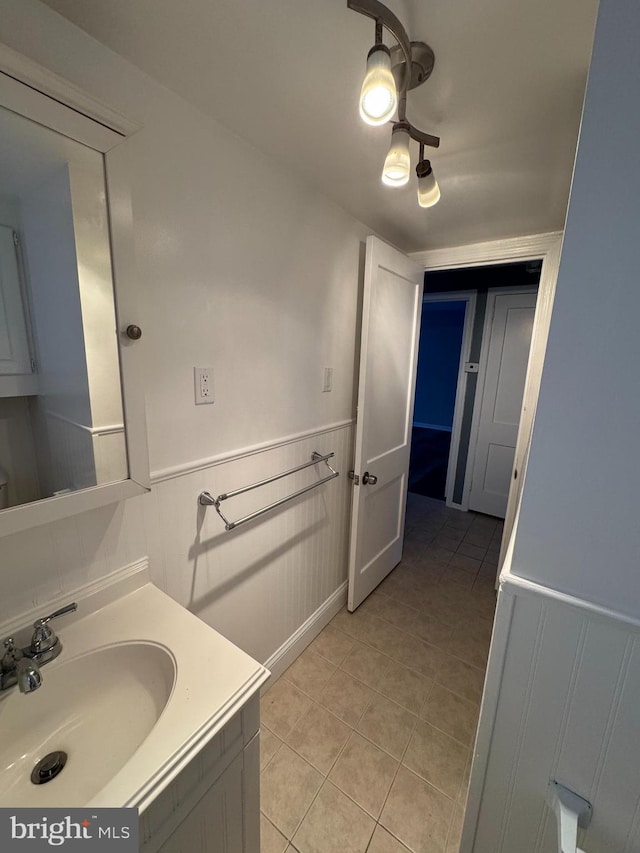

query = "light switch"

[{"left": 322, "top": 367, "right": 333, "bottom": 392}]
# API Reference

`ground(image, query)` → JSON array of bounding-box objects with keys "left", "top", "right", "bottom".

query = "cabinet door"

[
  {"left": 158, "top": 754, "right": 245, "bottom": 853},
  {"left": 0, "top": 226, "right": 32, "bottom": 376}
]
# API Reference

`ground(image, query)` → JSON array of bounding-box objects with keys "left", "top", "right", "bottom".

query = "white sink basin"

[
  {"left": 0, "top": 642, "right": 175, "bottom": 807},
  {"left": 0, "top": 565, "right": 269, "bottom": 810}
]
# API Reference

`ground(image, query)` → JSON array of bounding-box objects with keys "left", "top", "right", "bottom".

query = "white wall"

[
  {"left": 22, "top": 165, "right": 90, "bottom": 428},
  {"left": 0, "top": 396, "right": 39, "bottom": 505},
  {"left": 21, "top": 164, "right": 97, "bottom": 494},
  {"left": 469, "top": 582, "right": 640, "bottom": 853},
  {"left": 0, "top": 198, "right": 18, "bottom": 229},
  {"left": 0, "top": 0, "right": 367, "bottom": 663},
  {"left": 509, "top": 0, "right": 640, "bottom": 620},
  {"left": 464, "top": 3, "right": 640, "bottom": 849}
]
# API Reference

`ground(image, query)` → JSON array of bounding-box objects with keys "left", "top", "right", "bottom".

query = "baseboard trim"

[
  {"left": 413, "top": 422, "right": 453, "bottom": 433},
  {"left": 445, "top": 499, "right": 468, "bottom": 512},
  {"left": 262, "top": 581, "right": 348, "bottom": 689}
]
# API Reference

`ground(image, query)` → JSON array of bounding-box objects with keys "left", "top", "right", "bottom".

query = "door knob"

[{"left": 362, "top": 472, "right": 378, "bottom": 485}]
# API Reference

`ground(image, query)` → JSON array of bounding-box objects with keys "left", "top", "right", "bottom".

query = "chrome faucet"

[
  {"left": 1, "top": 639, "right": 42, "bottom": 693},
  {"left": 0, "top": 602, "right": 77, "bottom": 694}
]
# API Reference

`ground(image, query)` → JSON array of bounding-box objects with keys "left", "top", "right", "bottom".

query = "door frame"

[
  {"left": 463, "top": 285, "right": 538, "bottom": 515},
  {"left": 410, "top": 232, "right": 562, "bottom": 570},
  {"left": 417, "top": 291, "right": 477, "bottom": 505}
]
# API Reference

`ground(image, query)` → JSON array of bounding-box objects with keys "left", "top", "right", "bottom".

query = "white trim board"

[
  {"left": 0, "top": 557, "right": 150, "bottom": 641},
  {"left": 411, "top": 232, "right": 562, "bottom": 270},
  {"left": 0, "top": 41, "right": 140, "bottom": 136},
  {"left": 261, "top": 581, "right": 348, "bottom": 688},
  {"left": 45, "top": 409, "right": 125, "bottom": 437},
  {"left": 150, "top": 418, "right": 355, "bottom": 484}
]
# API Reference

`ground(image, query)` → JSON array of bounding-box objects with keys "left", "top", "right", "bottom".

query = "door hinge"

[
  {"left": 30, "top": 357, "right": 37, "bottom": 372},
  {"left": 12, "top": 231, "right": 19, "bottom": 247}
]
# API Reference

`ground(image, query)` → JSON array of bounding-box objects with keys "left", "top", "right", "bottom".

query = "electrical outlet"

[
  {"left": 194, "top": 367, "right": 214, "bottom": 404},
  {"left": 322, "top": 367, "right": 333, "bottom": 392}
]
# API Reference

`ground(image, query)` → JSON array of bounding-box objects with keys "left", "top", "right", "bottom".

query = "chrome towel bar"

[{"left": 198, "top": 451, "right": 339, "bottom": 531}]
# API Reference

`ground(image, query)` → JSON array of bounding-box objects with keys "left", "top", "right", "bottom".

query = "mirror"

[{"left": 0, "top": 60, "right": 144, "bottom": 530}]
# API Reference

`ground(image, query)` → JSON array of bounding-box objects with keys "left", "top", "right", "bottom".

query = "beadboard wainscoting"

[
  {"left": 0, "top": 421, "right": 355, "bottom": 670},
  {"left": 465, "top": 576, "right": 640, "bottom": 853}
]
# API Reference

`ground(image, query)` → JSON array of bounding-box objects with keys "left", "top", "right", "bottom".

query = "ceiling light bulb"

[
  {"left": 382, "top": 124, "right": 411, "bottom": 187},
  {"left": 416, "top": 159, "right": 440, "bottom": 207},
  {"left": 359, "top": 44, "right": 398, "bottom": 126}
]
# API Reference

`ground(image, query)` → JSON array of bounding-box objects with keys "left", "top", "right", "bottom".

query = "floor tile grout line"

[
  {"left": 326, "top": 620, "right": 488, "bottom": 705},
  {"left": 273, "top": 669, "right": 393, "bottom": 845},
  {"left": 350, "top": 597, "right": 491, "bottom": 653},
  {"left": 375, "top": 680, "right": 426, "bottom": 823},
  {"left": 262, "top": 498, "right": 499, "bottom": 852},
  {"left": 276, "top": 606, "right": 489, "bottom": 707},
  {"left": 377, "top": 763, "right": 459, "bottom": 852},
  {"left": 285, "top": 669, "right": 430, "bottom": 830}
]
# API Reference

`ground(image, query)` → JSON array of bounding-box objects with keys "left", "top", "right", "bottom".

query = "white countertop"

[{"left": 0, "top": 559, "right": 269, "bottom": 811}]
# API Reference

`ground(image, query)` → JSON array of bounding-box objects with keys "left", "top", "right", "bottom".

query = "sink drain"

[{"left": 31, "top": 751, "right": 68, "bottom": 785}]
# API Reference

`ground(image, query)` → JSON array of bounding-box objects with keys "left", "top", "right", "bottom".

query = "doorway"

[
  {"left": 408, "top": 261, "right": 541, "bottom": 523},
  {"left": 346, "top": 234, "right": 561, "bottom": 612},
  {"left": 409, "top": 294, "right": 473, "bottom": 502}
]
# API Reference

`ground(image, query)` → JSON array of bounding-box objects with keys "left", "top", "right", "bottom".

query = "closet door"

[{"left": 468, "top": 289, "right": 537, "bottom": 518}]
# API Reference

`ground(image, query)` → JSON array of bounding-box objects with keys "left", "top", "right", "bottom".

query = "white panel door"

[
  {"left": 347, "top": 236, "right": 423, "bottom": 611},
  {"left": 468, "top": 290, "right": 537, "bottom": 518}
]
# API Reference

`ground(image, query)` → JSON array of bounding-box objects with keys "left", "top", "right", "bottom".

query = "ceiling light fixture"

[
  {"left": 416, "top": 145, "right": 440, "bottom": 207},
  {"left": 348, "top": 0, "right": 441, "bottom": 208},
  {"left": 359, "top": 24, "right": 397, "bottom": 126},
  {"left": 382, "top": 121, "right": 411, "bottom": 186}
]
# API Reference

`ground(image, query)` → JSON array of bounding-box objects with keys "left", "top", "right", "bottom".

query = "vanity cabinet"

[{"left": 140, "top": 694, "right": 261, "bottom": 853}]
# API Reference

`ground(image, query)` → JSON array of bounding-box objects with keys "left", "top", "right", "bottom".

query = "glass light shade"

[
  {"left": 417, "top": 164, "right": 440, "bottom": 207},
  {"left": 359, "top": 46, "right": 397, "bottom": 126},
  {"left": 382, "top": 127, "right": 411, "bottom": 187}
]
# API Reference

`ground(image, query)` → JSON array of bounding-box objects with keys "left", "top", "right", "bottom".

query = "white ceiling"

[{"left": 40, "top": 0, "right": 599, "bottom": 252}]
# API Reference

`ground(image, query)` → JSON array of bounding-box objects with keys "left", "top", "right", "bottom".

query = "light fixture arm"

[
  {"left": 409, "top": 127, "right": 439, "bottom": 149},
  {"left": 348, "top": 0, "right": 413, "bottom": 89},
  {"left": 374, "top": 18, "right": 384, "bottom": 47},
  {"left": 348, "top": 0, "right": 440, "bottom": 148}
]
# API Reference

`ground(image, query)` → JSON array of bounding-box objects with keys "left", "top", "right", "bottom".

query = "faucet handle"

[
  {"left": 34, "top": 602, "right": 78, "bottom": 628},
  {"left": 30, "top": 602, "right": 78, "bottom": 655}
]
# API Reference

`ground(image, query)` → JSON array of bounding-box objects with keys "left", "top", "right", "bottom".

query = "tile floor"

[{"left": 259, "top": 494, "right": 501, "bottom": 853}]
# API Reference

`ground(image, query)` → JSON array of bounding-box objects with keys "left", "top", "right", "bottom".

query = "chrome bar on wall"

[{"left": 198, "top": 451, "right": 339, "bottom": 531}]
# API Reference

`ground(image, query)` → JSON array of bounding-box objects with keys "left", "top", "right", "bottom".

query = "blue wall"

[{"left": 413, "top": 300, "right": 466, "bottom": 429}]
